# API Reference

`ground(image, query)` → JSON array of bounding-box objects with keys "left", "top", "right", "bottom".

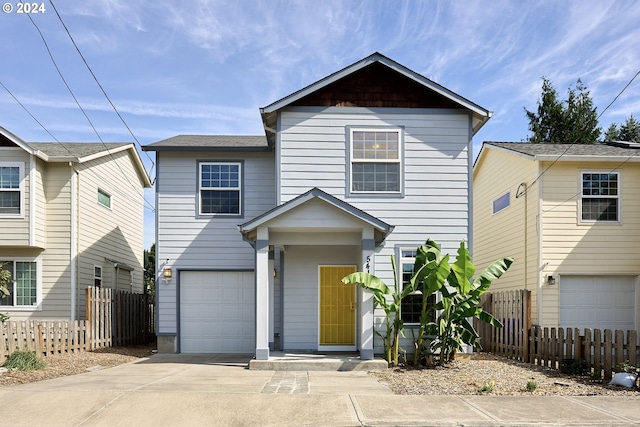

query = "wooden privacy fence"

[
  {"left": 1, "top": 287, "right": 154, "bottom": 363},
  {"left": 476, "top": 289, "right": 640, "bottom": 380},
  {"left": 86, "top": 286, "right": 155, "bottom": 348},
  {"left": 475, "top": 289, "right": 531, "bottom": 360}
]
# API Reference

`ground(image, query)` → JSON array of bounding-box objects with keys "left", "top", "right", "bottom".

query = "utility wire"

[
  {"left": 519, "top": 69, "right": 640, "bottom": 198},
  {"left": 47, "top": 0, "right": 156, "bottom": 179},
  {"left": 1, "top": 79, "right": 155, "bottom": 212},
  {"left": 22, "top": 9, "right": 155, "bottom": 212}
]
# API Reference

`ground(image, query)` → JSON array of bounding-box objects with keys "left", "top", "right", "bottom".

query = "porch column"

[
  {"left": 360, "top": 229, "right": 375, "bottom": 360},
  {"left": 255, "top": 227, "right": 270, "bottom": 360}
]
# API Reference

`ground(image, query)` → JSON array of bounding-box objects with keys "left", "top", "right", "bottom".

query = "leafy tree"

[
  {"left": 525, "top": 77, "right": 601, "bottom": 143},
  {"left": 144, "top": 243, "right": 156, "bottom": 299},
  {"left": 604, "top": 115, "right": 640, "bottom": 142}
]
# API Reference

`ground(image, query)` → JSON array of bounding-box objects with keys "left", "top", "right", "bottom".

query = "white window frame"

[
  {"left": 397, "top": 247, "right": 437, "bottom": 326},
  {"left": 348, "top": 128, "right": 403, "bottom": 195},
  {"left": 94, "top": 265, "right": 103, "bottom": 287},
  {"left": 492, "top": 191, "right": 510, "bottom": 214},
  {"left": 97, "top": 188, "right": 112, "bottom": 209},
  {"left": 579, "top": 171, "right": 620, "bottom": 223},
  {"left": 198, "top": 161, "right": 242, "bottom": 216},
  {"left": 0, "top": 162, "right": 25, "bottom": 218},
  {"left": 0, "top": 258, "right": 41, "bottom": 310}
]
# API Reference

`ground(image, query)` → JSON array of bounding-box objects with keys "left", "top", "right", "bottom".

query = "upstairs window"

[
  {"left": 0, "top": 164, "right": 22, "bottom": 216},
  {"left": 399, "top": 248, "right": 436, "bottom": 325},
  {"left": 199, "top": 162, "right": 242, "bottom": 215},
  {"left": 492, "top": 192, "right": 510, "bottom": 214},
  {"left": 350, "top": 129, "right": 401, "bottom": 194},
  {"left": 0, "top": 260, "right": 37, "bottom": 307},
  {"left": 581, "top": 172, "right": 619, "bottom": 222},
  {"left": 97, "top": 188, "right": 112, "bottom": 209}
]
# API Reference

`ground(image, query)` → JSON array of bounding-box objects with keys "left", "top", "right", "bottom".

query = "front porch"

[{"left": 249, "top": 351, "right": 388, "bottom": 371}]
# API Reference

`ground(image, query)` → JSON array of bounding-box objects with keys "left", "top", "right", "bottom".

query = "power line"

[
  {"left": 22, "top": 9, "right": 155, "bottom": 212},
  {"left": 0, "top": 81, "right": 155, "bottom": 213},
  {"left": 520, "top": 69, "right": 640, "bottom": 197},
  {"left": 47, "top": 0, "right": 156, "bottom": 178}
]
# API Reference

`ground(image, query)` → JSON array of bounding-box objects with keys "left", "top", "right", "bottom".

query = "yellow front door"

[{"left": 319, "top": 265, "right": 357, "bottom": 347}]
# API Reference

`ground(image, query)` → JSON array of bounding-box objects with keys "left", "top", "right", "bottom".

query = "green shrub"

[
  {"left": 477, "top": 380, "right": 494, "bottom": 393},
  {"left": 526, "top": 379, "right": 537, "bottom": 392},
  {"left": 3, "top": 350, "right": 45, "bottom": 371}
]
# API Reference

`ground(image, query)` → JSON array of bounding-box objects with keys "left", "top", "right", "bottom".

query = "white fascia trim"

[
  {"left": 70, "top": 166, "right": 78, "bottom": 322},
  {"left": 534, "top": 155, "right": 640, "bottom": 162}
]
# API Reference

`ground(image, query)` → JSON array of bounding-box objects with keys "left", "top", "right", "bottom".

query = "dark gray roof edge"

[{"left": 142, "top": 145, "right": 271, "bottom": 152}]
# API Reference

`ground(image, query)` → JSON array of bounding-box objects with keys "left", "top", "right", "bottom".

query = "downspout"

[
  {"left": 516, "top": 183, "right": 528, "bottom": 290},
  {"left": 70, "top": 163, "right": 78, "bottom": 323},
  {"left": 537, "top": 163, "right": 543, "bottom": 326}
]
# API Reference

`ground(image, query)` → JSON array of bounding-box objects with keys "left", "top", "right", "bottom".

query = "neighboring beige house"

[
  {"left": 0, "top": 126, "right": 152, "bottom": 321},
  {"left": 473, "top": 141, "right": 640, "bottom": 332}
]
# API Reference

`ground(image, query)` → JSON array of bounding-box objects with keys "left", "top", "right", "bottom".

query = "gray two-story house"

[{"left": 143, "top": 53, "right": 491, "bottom": 360}]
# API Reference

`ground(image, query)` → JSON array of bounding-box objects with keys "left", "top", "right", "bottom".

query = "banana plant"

[
  {"left": 409, "top": 239, "right": 450, "bottom": 364},
  {"left": 341, "top": 256, "right": 413, "bottom": 366},
  {"left": 427, "top": 241, "right": 514, "bottom": 365}
]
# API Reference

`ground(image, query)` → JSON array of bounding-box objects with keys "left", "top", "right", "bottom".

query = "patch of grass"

[
  {"left": 526, "top": 379, "right": 537, "bottom": 392},
  {"left": 2, "top": 350, "right": 45, "bottom": 371},
  {"left": 477, "top": 380, "right": 495, "bottom": 393}
]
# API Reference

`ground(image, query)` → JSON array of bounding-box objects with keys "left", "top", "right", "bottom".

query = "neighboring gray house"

[
  {"left": 0, "top": 126, "right": 152, "bottom": 321},
  {"left": 144, "top": 53, "right": 491, "bottom": 360}
]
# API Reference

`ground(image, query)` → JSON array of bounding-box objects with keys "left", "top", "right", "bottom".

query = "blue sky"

[{"left": 2, "top": 0, "right": 640, "bottom": 249}]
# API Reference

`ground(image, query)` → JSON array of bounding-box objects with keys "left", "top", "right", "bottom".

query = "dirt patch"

[{"left": 0, "top": 344, "right": 155, "bottom": 387}]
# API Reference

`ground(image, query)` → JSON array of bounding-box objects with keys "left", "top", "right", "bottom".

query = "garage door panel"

[
  {"left": 560, "top": 275, "right": 635, "bottom": 331},
  {"left": 180, "top": 271, "right": 254, "bottom": 353}
]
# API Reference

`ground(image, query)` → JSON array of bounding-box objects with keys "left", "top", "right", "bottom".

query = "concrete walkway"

[{"left": 1, "top": 354, "right": 640, "bottom": 426}]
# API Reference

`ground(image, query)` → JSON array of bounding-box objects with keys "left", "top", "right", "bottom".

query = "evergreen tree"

[
  {"left": 144, "top": 243, "right": 156, "bottom": 299},
  {"left": 603, "top": 115, "right": 640, "bottom": 142},
  {"left": 525, "top": 78, "right": 601, "bottom": 143}
]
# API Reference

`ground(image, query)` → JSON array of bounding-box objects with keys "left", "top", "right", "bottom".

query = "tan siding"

[
  {"left": 540, "top": 161, "right": 640, "bottom": 327},
  {"left": 0, "top": 148, "right": 30, "bottom": 245},
  {"left": 473, "top": 147, "right": 540, "bottom": 323},
  {"left": 41, "top": 163, "right": 73, "bottom": 319},
  {"left": 76, "top": 149, "right": 146, "bottom": 319}
]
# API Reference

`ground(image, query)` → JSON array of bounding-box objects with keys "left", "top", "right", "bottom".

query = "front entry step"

[{"left": 249, "top": 352, "right": 388, "bottom": 371}]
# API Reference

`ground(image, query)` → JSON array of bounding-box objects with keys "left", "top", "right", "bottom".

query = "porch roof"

[{"left": 238, "top": 187, "right": 393, "bottom": 244}]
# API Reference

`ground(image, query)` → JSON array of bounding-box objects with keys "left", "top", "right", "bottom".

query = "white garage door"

[
  {"left": 560, "top": 275, "right": 636, "bottom": 331},
  {"left": 180, "top": 271, "right": 255, "bottom": 353}
]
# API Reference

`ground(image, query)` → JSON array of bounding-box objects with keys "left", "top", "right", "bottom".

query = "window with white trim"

[
  {"left": 199, "top": 162, "right": 241, "bottom": 215},
  {"left": 350, "top": 129, "right": 401, "bottom": 193},
  {"left": 0, "top": 163, "right": 23, "bottom": 215},
  {"left": 94, "top": 266, "right": 102, "bottom": 287},
  {"left": 581, "top": 172, "right": 619, "bottom": 222},
  {"left": 97, "top": 188, "right": 111, "bottom": 209},
  {"left": 492, "top": 192, "right": 510, "bottom": 214},
  {"left": 399, "top": 249, "right": 436, "bottom": 324},
  {"left": 0, "top": 260, "right": 37, "bottom": 307}
]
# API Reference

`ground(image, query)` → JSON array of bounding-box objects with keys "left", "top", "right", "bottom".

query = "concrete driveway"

[{"left": 2, "top": 353, "right": 640, "bottom": 426}]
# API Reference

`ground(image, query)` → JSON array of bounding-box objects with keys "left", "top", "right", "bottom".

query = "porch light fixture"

[
  {"left": 163, "top": 259, "right": 173, "bottom": 281},
  {"left": 547, "top": 275, "right": 555, "bottom": 286}
]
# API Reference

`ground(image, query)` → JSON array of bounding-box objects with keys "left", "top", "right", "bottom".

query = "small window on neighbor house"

[
  {"left": 350, "top": 129, "right": 401, "bottom": 193},
  {"left": 98, "top": 189, "right": 111, "bottom": 209},
  {"left": 581, "top": 172, "right": 619, "bottom": 222},
  {"left": 94, "top": 266, "right": 102, "bottom": 287},
  {"left": 493, "top": 192, "right": 510, "bottom": 214},
  {"left": 199, "top": 162, "right": 242, "bottom": 215},
  {"left": 0, "top": 164, "right": 22, "bottom": 215}
]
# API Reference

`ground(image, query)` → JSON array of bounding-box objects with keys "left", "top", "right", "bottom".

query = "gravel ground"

[
  {"left": 0, "top": 344, "right": 155, "bottom": 387},
  {"left": 2, "top": 347, "right": 639, "bottom": 396},
  {"left": 373, "top": 352, "right": 640, "bottom": 396}
]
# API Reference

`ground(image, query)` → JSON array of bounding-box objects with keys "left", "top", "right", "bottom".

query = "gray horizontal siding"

[{"left": 156, "top": 151, "right": 275, "bottom": 333}]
